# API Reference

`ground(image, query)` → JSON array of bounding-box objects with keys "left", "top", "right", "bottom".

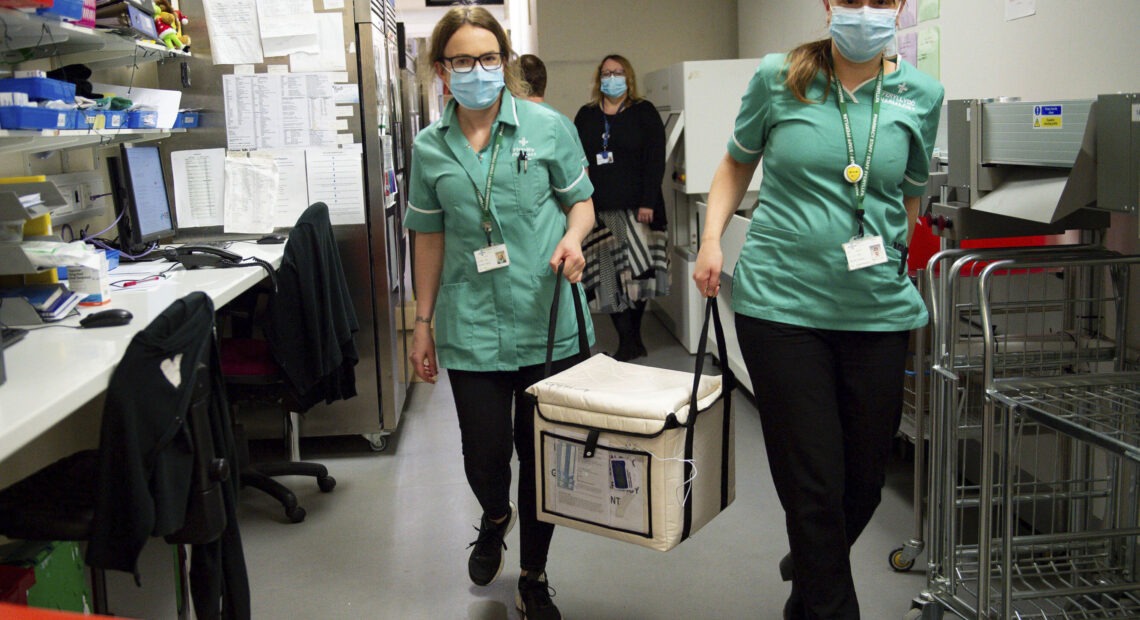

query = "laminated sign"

[{"left": 543, "top": 430, "right": 652, "bottom": 535}]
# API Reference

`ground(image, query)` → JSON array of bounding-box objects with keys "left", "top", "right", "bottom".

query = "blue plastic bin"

[
  {"left": 73, "top": 108, "right": 98, "bottom": 130},
  {"left": 37, "top": 0, "right": 84, "bottom": 20},
  {"left": 173, "top": 110, "right": 200, "bottom": 128},
  {"left": 0, "top": 78, "right": 76, "bottom": 103},
  {"left": 103, "top": 249, "right": 120, "bottom": 271},
  {"left": 0, "top": 106, "right": 71, "bottom": 129},
  {"left": 127, "top": 109, "right": 158, "bottom": 129},
  {"left": 102, "top": 110, "right": 127, "bottom": 129}
]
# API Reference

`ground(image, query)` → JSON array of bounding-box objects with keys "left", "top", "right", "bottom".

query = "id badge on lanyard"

[
  {"left": 475, "top": 245, "right": 510, "bottom": 272},
  {"left": 842, "top": 235, "right": 888, "bottom": 271},
  {"left": 473, "top": 126, "right": 510, "bottom": 273},
  {"left": 597, "top": 111, "right": 618, "bottom": 166},
  {"left": 835, "top": 66, "right": 886, "bottom": 272}
]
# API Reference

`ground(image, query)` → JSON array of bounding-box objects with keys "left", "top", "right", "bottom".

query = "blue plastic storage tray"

[
  {"left": 73, "top": 109, "right": 98, "bottom": 130},
  {"left": 0, "top": 78, "right": 76, "bottom": 103},
  {"left": 0, "top": 106, "right": 71, "bottom": 130},
  {"left": 173, "top": 110, "right": 199, "bottom": 128},
  {"left": 37, "top": 0, "right": 84, "bottom": 20},
  {"left": 126, "top": 109, "right": 158, "bottom": 129},
  {"left": 102, "top": 110, "right": 127, "bottom": 129}
]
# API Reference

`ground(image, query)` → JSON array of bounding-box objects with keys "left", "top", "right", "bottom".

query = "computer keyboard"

[{"left": 2, "top": 326, "right": 28, "bottom": 349}]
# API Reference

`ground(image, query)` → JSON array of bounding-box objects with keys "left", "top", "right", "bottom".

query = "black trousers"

[
  {"left": 448, "top": 356, "right": 578, "bottom": 573},
  {"left": 735, "top": 314, "right": 909, "bottom": 620}
]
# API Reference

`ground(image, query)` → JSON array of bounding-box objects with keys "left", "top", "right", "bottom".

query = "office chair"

[
  {"left": 0, "top": 292, "right": 249, "bottom": 620},
  {"left": 219, "top": 202, "right": 359, "bottom": 524}
]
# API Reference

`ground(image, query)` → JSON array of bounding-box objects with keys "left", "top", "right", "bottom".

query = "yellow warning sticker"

[{"left": 1033, "top": 104, "right": 1063, "bottom": 129}]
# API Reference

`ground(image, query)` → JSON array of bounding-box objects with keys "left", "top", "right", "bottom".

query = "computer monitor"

[{"left": 108, "top": 144, "right": 175, "bottom": 255}]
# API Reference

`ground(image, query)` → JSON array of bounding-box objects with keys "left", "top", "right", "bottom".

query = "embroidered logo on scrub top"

[
  {"left": 883, "top": 89, "right": 917, "bottom": 111},
  {"left": 511, "top": 136, "right": 537, "bottom": 160},
  {"left": 161, "top": 353, "right": 183, "bottom": 388}
]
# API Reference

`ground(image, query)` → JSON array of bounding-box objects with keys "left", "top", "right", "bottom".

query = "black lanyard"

[
  {"left": 834, "top": 66, "right": 884, "bottom": 238},
  {"left": 470, "top": 125, "right": 504, "bottom": 246}
]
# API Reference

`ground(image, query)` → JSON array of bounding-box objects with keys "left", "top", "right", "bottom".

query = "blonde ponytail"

[{"left": 784, "top": 39, "right": 833, "bottom": 104}]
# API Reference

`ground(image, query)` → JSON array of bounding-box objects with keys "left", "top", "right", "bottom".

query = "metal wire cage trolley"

[{"left": 912, "top": 252, "right": 1140, "bottom": 619}]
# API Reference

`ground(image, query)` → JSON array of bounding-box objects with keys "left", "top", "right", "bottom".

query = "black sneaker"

[
  {"left": 467, "top": 501, "right": 516, "bottom": 586},
  {"left": 516, "top": 572, "right": 562, "bottom": 620}
]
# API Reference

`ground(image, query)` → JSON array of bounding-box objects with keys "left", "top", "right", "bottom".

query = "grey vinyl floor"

[{"left": 109, "top": 311, "right": 930, "bottom": 619}]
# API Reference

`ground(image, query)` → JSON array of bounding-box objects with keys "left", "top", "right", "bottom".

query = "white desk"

[{"left": 0, "top": 242, "right": 285, "bottom": 462}]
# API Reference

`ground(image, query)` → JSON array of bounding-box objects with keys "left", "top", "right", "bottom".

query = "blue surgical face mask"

[
  {"left": 600, "top": 75, "right": 627, "bottom": 98},
  {"left": 829, "top": 5, "right": 898, "bottom": 63},
  {"left": 884, "top": 32, "right": 898, "bottom": 59},
  {"left": 448, "top": 66, "right": 505, "bottom": 110}
]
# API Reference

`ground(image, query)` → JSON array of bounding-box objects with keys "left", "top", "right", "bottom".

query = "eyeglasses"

[
  {"left": 601, "top": 70, "right": 625, "bottom": 78},
  {"left": 442, "top": 52, "right": 505, "bottom": 74}
]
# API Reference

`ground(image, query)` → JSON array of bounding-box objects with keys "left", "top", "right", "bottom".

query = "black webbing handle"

[
  {"left": 544, "top": 262, "right": 590, "bottom": 378},
  {"left": 689, "top": 297, "right": 732, "bottom": 425},
  {"left": 543, "top": 265, "right": 733, "bottom": 424}
]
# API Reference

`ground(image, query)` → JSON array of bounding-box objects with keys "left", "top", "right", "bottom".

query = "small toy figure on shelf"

[{"left": 154, "top": 0, "right": 190, "bottom": 51}]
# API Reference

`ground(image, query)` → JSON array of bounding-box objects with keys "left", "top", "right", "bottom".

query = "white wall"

[
  {"left": 392, "top": 0, "right": 507, "bottom": 40},
  {"left": 535, "top": 0, "right": 739, "bottom": 120},
  {"left": 739, "top": 0, "right": 1140, "bottom": 101}
]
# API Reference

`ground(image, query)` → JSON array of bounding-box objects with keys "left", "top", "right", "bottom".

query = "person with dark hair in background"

[
  {"left": 404, "top": 6, "right": 595, "bottom": 620},
  {"left": 574, "top": 54, "right": 668, "bottom": 361},
  {"left": 693, "top": 1, "right": 942, "bottom": 617},
  {"left": 518, "top": 53, "right": 549, "bottom": 103}
]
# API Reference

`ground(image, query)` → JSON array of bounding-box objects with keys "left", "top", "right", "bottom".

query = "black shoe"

[
  {"left": 612, "top": 340, "right": 638, "bottom": 362},
  {"left": 633, "top": 340, "right": 648, "bottom": 359},
  {"left": 516, "top": 572, "right": 562, "bottom": 620},
  {"left": 467, "top": 502, "right": 516, "bottom": 586}
]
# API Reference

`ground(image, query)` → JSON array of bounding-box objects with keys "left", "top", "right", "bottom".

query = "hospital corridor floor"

[{"left": 113, "top": 311, "right": 927, "bottom": 619}]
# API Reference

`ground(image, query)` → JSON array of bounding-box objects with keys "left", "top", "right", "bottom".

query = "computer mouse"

[
  {"left": 257, "top": 233, "right": 287, "bottom": 245},
  {"left": 80, "top": 308, "right": 134, "bottom": 329}
]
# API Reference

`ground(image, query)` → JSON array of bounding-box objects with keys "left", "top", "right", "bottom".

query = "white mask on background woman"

[{"left": 829, "top": 5, "right": 898, "bottom": 63}]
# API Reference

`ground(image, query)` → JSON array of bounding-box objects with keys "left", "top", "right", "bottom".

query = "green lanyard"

[
  {"left": 471, "top": 125, "right": 504, "bottom": 246},
  {"left": 834, "top": 66, "right": 883, "bottom": 238}
]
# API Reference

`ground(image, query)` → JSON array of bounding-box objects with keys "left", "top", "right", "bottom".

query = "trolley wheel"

[
  {"left": 907, "top": 596, "right": 944, "bottom": 620},
  {"left": 889, "top": 547, "right": 916, "bottom": 572},
  {"left": 365, "top": 433, "right": 389, "bottom": 452},
  {"left": 317, "top": 475, "right": 337, "bottom": 493},
  {"left": 285, "top": 505, "right": 306, "bottom": 523}
]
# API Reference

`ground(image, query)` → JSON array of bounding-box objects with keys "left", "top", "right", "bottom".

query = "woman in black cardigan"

[{"left": 574, "top": 54, "right": 669, "bottom": 361}]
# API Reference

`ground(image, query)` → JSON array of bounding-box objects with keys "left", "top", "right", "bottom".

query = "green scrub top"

[
  {"left": 405, "top": 90, "right": 595, "bottom": 371},
  {"left": 726, "top": 54, "right": 944, "bottom": 332}
]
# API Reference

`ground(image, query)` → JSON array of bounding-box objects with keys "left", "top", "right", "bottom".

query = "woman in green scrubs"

[
  {"left": 403, "top": 7, "right": 594, "bottom": 620},
  {"left": 693, "top": 1, "right": 942, "bottom": 617}
]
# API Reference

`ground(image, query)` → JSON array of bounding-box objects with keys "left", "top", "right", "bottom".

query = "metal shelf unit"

[
  {"left": 0, "top": 9, "right": 189, "bottom": 69},
  {"left": 0, "top": 9, "right": 189, "bottom": 155}
]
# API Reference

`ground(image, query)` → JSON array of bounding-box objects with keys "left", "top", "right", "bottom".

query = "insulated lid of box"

[{"left": 527, "top": 354, "right": 722, "bottom": 433}]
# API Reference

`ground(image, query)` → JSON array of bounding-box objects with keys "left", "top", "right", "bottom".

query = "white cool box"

[{"left": 527, "top": 303, "right": 735, "bottom": 552}]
